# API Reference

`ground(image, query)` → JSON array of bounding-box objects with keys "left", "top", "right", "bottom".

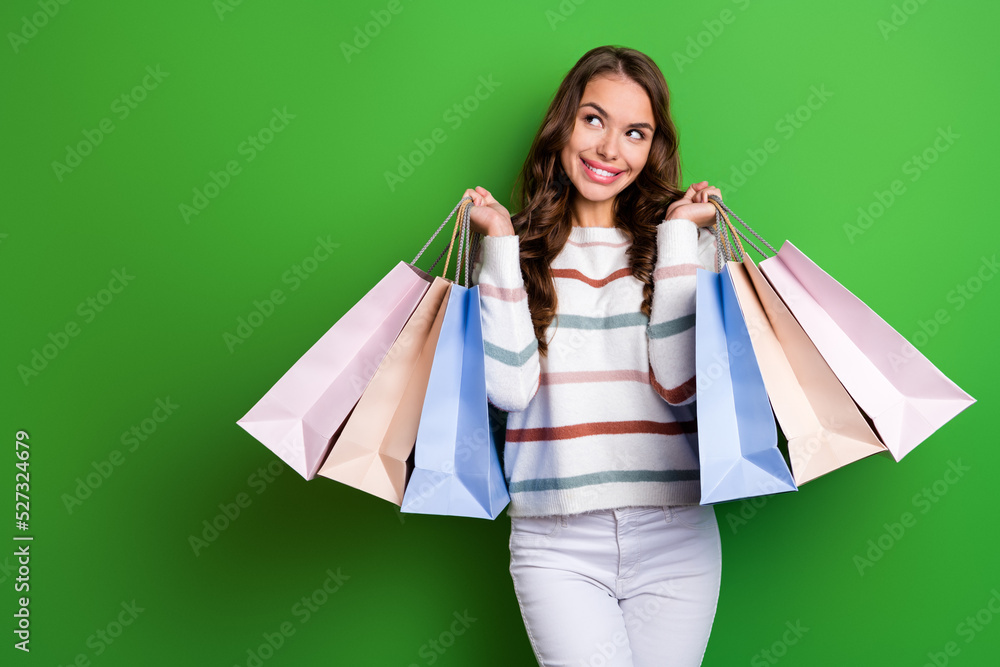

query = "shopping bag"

[
  {"left": 695, "top": 223, "right": 798, "bottom": 504},
  {"left": 750, "top": 205, "right": 976, "bottom": 461},
  {"left": 708, "top": 198, "right": 888, "bottom": 485},
  {"left": 400, "top": 198, "right": 510, "bottom": 519},
  {"left": 315, "top": 276, "right": 451, "bottom": 504},
  {"left": 236, "top": 199, "right": 474, "bottom": 480}
]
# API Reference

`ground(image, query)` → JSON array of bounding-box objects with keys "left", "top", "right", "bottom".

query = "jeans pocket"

[
  {"left": 663, "top": 504, "right": 717, "bottom": 529},
  {"left": 509, "top": 515, "right": 564, "bottom": 547}
]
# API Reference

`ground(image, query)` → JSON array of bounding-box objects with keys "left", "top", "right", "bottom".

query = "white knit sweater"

[{"left": 471, "top": 217, "right": 718, "bottom": 518}]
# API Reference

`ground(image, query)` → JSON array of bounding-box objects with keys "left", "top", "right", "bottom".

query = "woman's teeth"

[{"left": 585, "top": 162, "right": 619, "bottom": 177}]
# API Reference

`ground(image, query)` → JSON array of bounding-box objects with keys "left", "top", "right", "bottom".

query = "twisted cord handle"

[
  {"left": 412, "top": 196, "right": 474, "bottom": 270},
  {"left": 707, "top": 194, "right": 778, "bottom": 258}
]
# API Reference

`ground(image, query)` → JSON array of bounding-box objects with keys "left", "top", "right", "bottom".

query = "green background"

[{"left": 3, "top": 0, "right": 998, "bottom": 665}]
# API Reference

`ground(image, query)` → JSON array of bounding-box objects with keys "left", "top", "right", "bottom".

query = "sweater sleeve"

[
  {"left": 471, "top": 234, "right": 541, "bottom": 413},
  {"left": 647, "top": 218, "right": 718, "bottom": 406}
]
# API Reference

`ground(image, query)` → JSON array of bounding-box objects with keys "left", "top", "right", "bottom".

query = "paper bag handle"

[
  {"left": 410, "top": 195, "right": 482, "bottom": 286},
  {"left": 706, "top": 194, "right": 778, "bottom": 271}
]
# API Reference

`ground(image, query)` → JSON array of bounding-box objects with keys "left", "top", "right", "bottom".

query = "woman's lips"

[{"left": 580, "top": 157, "right": 623, "bottom": 184}]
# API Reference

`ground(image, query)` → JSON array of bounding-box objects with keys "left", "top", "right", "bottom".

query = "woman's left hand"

[{"left": 665, "top": 181, "right": 722, "bottom": 228}]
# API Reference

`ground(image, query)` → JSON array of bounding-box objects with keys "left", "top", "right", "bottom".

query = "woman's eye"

[{"left": 583, "top": 114, "right": 645, "bottom": 139}]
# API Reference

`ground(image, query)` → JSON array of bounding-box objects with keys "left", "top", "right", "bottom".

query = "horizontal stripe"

[
  {"left": 552, "top": 267, "right": 633, "bottom": 288},
  {"left": 566, "top": 238, "right": 630, "bottom": 248},
  {"left": 484, "top": 338, "right": 538, "bottom": 367},
  {"left": 555, "top": 312, "right": 648, "bottom": 330},
  {"left": 647, "top": 314, "right": 695, "bottom": 339},
  {"left": 539, "top": 369, "right": 650, "bottom": 386},
  {"left": 507, "top": 419, "right": 697, "bottom": 442},
  {"left": 653, "top": 263, "right": 698, "bottom": 280},
  {"left": 478, "top": 282, "right": 526, "bottom": 302},
  {"left": 510, "top": 468, "right": 700, "bottom": 493},
  {"left": 650, "top": 369, "right": 696, "bottom": 403}
]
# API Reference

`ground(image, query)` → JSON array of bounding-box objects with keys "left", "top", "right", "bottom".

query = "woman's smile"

[{"left": 579, "top": 157, "right": 625, "bottom": 184}]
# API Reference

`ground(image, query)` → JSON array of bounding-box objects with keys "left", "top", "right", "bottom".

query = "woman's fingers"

[
  {"left": 462, "top": 186, "right": 498, "bottom": 208},
  {"left": 678, "top": 181, "right": 715, "bottom": 205},
  {"left": 691, "top": 185, "right": 722, "bottom": 204}
]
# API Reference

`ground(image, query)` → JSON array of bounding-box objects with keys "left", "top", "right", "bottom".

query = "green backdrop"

[{"left": 3, "top": 0, "right": 998, "bottom": 665}]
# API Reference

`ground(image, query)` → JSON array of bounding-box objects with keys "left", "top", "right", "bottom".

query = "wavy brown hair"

[{"left": 504, "top": 45, "right": 685, "bottom": 357}]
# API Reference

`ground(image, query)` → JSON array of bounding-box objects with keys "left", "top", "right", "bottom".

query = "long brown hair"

[{"left": 507, "top": 45, "right": 685, "bottom": 357}]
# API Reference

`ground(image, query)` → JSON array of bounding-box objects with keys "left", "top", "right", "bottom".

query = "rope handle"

[
  {"left": 454, "top": 196, "right": 484, "bottom": 288},
  {"left": 709, "top": 199, "right": 745, "bottom": 266},
  {"left": 704, "top": 195, "right": 779, "bottom": 271},
  {"left": 707, "top": 194, "right": 778, "bottom": 259},
  {"left": 411, "top": 195, "right": 477, "bottom": 279}
]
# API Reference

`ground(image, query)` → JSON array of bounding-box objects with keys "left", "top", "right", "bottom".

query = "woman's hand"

[
  {"left": 665, "top": 181, "right": 722, "bottom": 228},
  {"left": 463, "top": 186, "right": 514, "bottom": 237}
]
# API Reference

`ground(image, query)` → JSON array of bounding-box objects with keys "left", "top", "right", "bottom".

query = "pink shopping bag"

[
  {"left": 759, "top": 240, "right": 975, "bottom": 461},
  {"left": 237, "top": 200, "right": 472, "bottom": 479},
  {"left": 237, "top": 263, "right": 431, "bottom": 479}
]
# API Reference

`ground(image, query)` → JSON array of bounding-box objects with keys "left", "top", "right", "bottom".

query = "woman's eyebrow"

[{"left": 580, "top": 102, "right": 654, "bottom": 131}]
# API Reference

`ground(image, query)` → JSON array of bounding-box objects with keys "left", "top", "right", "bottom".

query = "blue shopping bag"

[
  {"left": 400, "top": 197, "right": 510, "bottom": 519},
  {"left": 695, "top": 263, "right": 798, "bottom": 505}
]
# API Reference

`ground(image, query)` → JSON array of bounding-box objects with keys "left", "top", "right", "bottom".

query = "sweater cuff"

[
  {"left": 657, "top": 218, "right": 700, "bottom": 264},
  {"left": 478, "top": 234, "right": 524, "bottom": 287}
]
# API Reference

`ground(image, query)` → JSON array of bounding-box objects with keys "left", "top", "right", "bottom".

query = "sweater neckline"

[{"left": 569, "top": 225, "right": 627, "bottom": 240}]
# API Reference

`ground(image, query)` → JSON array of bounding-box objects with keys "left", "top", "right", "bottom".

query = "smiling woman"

[
  {"left": 559, "top": 77, "right": 657, "bottom": 215},
  {"left": 459, "top": 45, "right": 727, "bottom": 666}
]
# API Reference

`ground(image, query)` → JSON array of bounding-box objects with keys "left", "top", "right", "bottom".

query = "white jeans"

[{"left": 508, "top": 505, "right": 722, "bottom": 667}]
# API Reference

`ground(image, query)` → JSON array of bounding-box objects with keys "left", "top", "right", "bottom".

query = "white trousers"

[{"left": 509, "top": 505, "right": 722, "bottom": 667}]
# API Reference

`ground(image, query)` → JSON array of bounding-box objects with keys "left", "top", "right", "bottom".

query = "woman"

[{"left": 466, "top": 45, "right": 723, "bottom": 666}]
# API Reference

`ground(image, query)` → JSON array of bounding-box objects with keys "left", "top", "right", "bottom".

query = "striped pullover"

[{"left": 470, "top": 217, "right": 718, "bottom": 518}]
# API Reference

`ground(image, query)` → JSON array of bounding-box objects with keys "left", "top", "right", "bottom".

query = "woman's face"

[{"left": 559, "top": 73, "right": 656, "bottom": 204}]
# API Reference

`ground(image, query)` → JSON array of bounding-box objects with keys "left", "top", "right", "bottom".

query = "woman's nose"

[{"left": 596, "top": 136, "right": 618, "bottom": 161}]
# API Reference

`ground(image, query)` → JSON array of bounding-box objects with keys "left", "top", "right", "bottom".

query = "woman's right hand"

[{"left": 463, "top": 186, "right": 514, "bottom": 237}]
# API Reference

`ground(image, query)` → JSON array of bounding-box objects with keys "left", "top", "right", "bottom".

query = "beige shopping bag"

[
  {"left": 317, "top": 275, "right": 453, "bottom": 505},
  {"left": 712, "top": 200, "right": 888, "bottom": 484}
]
